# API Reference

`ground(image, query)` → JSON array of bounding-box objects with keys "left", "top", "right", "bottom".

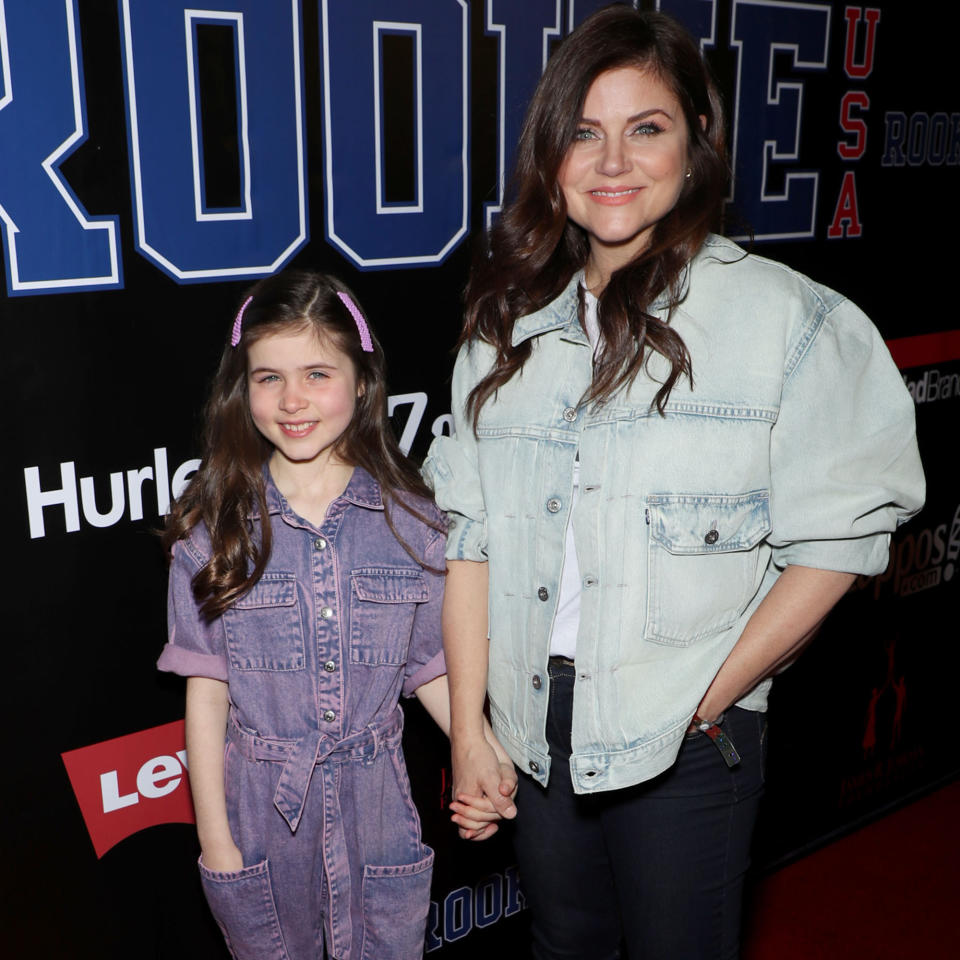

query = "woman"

[{"left": 424, "top": 7, "right": 924, "bottom": 959}]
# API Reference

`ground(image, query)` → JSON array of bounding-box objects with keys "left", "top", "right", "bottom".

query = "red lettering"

[
  {"left": 843, "top": 7, "right": 881, "bottom": 79},
  {"left": 827, "top": 171, "right": 863, "bottom": 239},
  {"left": 838, "top": 91, "right": 870, "bottom": 160}
]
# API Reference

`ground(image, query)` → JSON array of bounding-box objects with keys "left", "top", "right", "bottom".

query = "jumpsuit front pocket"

[
  {"left": 198, "top": 857, "right": 290, "bottom": 960},
  {"left": 350, "top": 567, "right": 428, "bottom": 665},
  {"left": 644, "top": 491, "right": 770, "bottom": 646},
  {"left": 360, "top": 847, "right": 435, "bottom": 960},
  {"left": 223, "top": 573, "right": 304, "bottom": 671}
]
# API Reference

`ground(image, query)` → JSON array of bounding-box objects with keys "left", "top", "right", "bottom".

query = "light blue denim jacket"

[{"left": 423, "top": 235, "right": 924, "bottom": 795}]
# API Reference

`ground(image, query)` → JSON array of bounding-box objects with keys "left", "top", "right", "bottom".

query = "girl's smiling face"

[
  {"left": 247, "top": 327, "right": 360, "bottom": 471},
  {"left": 559, "top": 66, "right": 692, "bottom": 274}
]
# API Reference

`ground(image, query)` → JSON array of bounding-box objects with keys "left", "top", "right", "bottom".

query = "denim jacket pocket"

[
  {"left": 645, "top": 491, "right": 770, "bottom": 646},
  {"left": 350, "top": 568, "right": 428, "bottom": 665},
  {"left": 223, "top": 574, "right": 304, "bottom": 671}
]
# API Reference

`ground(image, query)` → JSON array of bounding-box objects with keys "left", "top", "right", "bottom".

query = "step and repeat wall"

[{"left": 5, "top": 1, "right": 958, "bottom": 956}]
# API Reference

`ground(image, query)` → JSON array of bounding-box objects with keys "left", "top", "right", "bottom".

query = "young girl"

[{"left": 158, "top": 271, "right": 513, "bottom": 960}]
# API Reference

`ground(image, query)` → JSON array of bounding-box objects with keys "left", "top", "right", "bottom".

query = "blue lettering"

[
  {"left": 0, "top": 0, "right": 121, "bottom": 295},
  {"left": 474, "top": 873, "right": 503, "bottom": 929},
  {"left": 658, "top": 0, "right": 718, "bottom": 49},
  {"left": 927, "top": 112, "right": 948, "bottom": 167},
  {"left": 728, "top": 0, "right": 830, "bottom": 240},
  {"left": 504, "top": 864, "right": 526, "bottom": 916},
  {"left": 321, "top": 0, "right": 468, "bottom": 269},
  {"left": 118, "top": 0, "right": 307, "bottom": 283},
  {"left": 907, "top": 112, "right": 929, "bottom": 167},
  {"left": 424, "top": 900, "right": 441, "bottom": 952},
  {"left": 881, "top": 111, "right": 907, "bottom": 167},
  {"left": 483, "top": 0, "right": 562, "bottom": 227},
  {"left": 443, "top": 886, "right": 473, "bottom": 942},
  {"left": 567, "top": 0, "right": 618, "bottom": 30}
]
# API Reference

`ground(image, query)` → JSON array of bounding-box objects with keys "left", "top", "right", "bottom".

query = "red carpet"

[{"left": 742, "top": 780, "right": 960, "bottom": 959}]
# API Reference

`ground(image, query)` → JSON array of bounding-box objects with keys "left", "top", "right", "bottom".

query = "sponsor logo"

[
  {"left": 426, "top": 867, "right": 526, "bottom": 951},
  {"left": 902, "top": 367, "right": 960, "bottom": 404},
  {"left": 23, "top": 396, "right": 452, "bottom": 540},
  {"left": 24, "top": 447, "right": 199, "bottom": 539},
  {"left": 61, "top": 721, "right": 194, "bottom": 857},
  {"left": 854, "top": 503, "right": 960, "bottom": 599}
]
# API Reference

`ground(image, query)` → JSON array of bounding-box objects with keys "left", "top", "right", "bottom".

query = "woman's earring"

[{"left": 685, "top": 168, "right": 693, "bottom": 181}]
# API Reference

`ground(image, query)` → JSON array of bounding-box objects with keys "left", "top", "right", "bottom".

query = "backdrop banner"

[{"left": 4, "top": 2, "right": 957, "bottom": 956}]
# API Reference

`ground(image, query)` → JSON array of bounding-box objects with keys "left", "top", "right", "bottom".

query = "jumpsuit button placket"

[
  {"left": 323, "top": 710, "right": 336, "bottom": 723},
  {"left": 323, "top": 660, "right": 337, "bottom": 673},
  {"left": 320, "top": 606, "right": 334, "bottom": 620},
  {"left": 314, "top": 537, "right": 328, "bottom": 551}
]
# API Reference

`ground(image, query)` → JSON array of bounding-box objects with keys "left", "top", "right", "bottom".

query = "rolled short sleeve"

[
  {"left": 403, "top": 527, "right": 447, "bottom": 697},
  {"left": 422, "top": 342, "right": 491, "bottom": 562},
  {"left": 768, "top": 297, "right": 925, "bottom": 575},
  {"left": 157, "top": 538, "right": 229, "bottom": 681}
]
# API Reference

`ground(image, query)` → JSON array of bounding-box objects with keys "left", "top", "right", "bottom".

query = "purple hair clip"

[
  {"left": 230, "top": 296, "right": 253, "bottom": 347},
  {"left": 337, "top": 291, "right": 374, "bottom": 353}
]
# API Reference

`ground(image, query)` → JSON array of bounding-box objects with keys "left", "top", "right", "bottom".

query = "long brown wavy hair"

[
  {"left": 463, "top": 5, "right": 729, "bottom": 425},
  {"left": 163, "top": 270, "right": 443, "bottom": 620}
]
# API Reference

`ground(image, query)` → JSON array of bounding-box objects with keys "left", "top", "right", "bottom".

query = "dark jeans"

[{"left": 512, "top": 660, "right": 766, "bottom": 960}]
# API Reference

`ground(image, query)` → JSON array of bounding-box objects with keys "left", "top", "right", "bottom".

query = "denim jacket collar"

[
  {"left": 509, "top": 265, "right": 689, "bottom": 349},
  {"left": 511, "top": 273, "right": 584, "bottom": 347},
  {"left": 252, "top": 464, "right": 385, "bottom": 520}
]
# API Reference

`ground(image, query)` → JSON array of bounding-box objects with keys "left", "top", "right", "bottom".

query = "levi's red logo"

[{"left": 61, "top": 720, "right": 195, "bottom": 857}]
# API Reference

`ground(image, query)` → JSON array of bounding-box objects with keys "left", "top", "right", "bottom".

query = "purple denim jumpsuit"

[{"left": 158, "top": 467, "right": 445, "bottom": 960}]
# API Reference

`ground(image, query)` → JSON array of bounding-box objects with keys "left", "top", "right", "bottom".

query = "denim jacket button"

[
  {"left": 537, "top": 586, "right": 549, "bottom": 601},
  {"left": 528, "top": 760, "right": 540, "bottom": 773},
  {"left": 704, "top": 529, "right": 720, "bottom": 545},
  {"left": 320, "top": 606, "right": 334, "bottom": 619},
  {"left": 562, "top": 406, "right": 577, "bottom": 422},
  {"left": 314, "top": 537, "right": 327, "bottom": 550},
  {"left": 323, "top": 710, "right": 336, "bottom": 722},
  {"left": 532, "top": 674, "right": 542, "bottom": 690},
  {"left": 323, "top": 660, "right": 337, "bottom": 673},
  {"left": 546, "top": 498, "right": 562, "bottom": 513}
]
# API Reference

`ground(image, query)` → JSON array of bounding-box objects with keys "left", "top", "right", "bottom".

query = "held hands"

[{"left": 449, "top": 736, "right": 517, "bottom": 841}]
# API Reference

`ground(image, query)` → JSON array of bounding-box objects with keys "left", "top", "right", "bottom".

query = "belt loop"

[{"left": 368, "top": 720, "right": 381, "bottom": 759}]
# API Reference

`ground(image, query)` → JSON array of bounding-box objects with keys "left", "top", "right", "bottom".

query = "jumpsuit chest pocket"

[
  {"left": 350, "top": 568, "right": 428, "bottom": 665},
  {"left": 645, "top": 491, "right": 770, "bottom": 646},
  {"left": 223, "top": 573, "right": 305, "bottom": 671}
]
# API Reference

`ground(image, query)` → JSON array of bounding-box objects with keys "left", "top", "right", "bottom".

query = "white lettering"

[
  {"left": 100, "top": 770, "right": 139, "bottom": 813},
  {"left": 126, "top": 465, "right": 154, "bottom": 522},
  {"left": 80, "top": 471, "right": 125, "bottom": 527},
  {"left": 154, "top": 447, "right": 171, "bottom": 515},
  {"left": 171, "top": 458, "right": 201, "bottom": 500},
  {"left": 99, "top": 752, "right": 189, "bottom": 814},
  {"left": 24, "top": 461, "right": 80, "bottom": 538},
  {"left": 22, "top": 446, "right": 196, "bottom": 538},
  {"left": 136, "top": 755, "right": 182, "bottom": 799}
]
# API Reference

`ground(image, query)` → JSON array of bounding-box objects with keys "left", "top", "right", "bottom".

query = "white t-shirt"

[{"left": 548, "top": 286, "right": 600, "bottom": 659}]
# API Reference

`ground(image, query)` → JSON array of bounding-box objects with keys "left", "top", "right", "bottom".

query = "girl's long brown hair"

[
  {"left": 463, "top": 6, "right": 729, "bottom": 426},
  {"left": 163, "top": 270, "right": 442, "bottom": 620}
]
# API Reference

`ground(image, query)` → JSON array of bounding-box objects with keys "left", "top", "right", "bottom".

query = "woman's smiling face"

[{"left": 559, "top": 66, "right": 692, "bottom": 272}]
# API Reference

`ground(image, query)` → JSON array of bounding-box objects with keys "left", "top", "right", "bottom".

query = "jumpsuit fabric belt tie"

[{"left": 226, "top": 707, "right": 404, "bottom": 960}]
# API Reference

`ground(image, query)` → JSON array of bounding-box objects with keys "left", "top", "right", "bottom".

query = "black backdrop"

[{"left": 4, "top": 2, "right": 958, "bottom": 956}]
